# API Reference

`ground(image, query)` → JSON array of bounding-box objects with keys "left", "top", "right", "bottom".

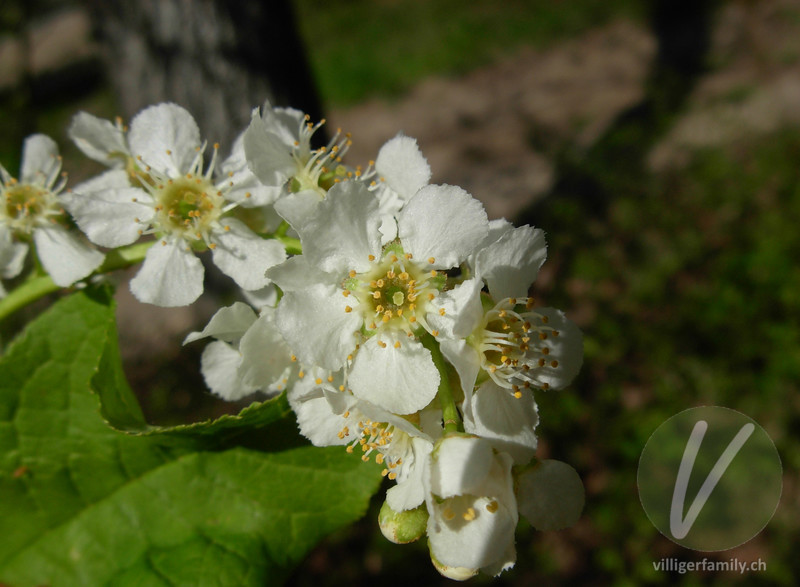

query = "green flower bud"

[{"left": 378, "top": 501, "right": 428, "bottom": 544}]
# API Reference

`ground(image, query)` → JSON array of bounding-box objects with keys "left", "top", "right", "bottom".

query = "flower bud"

[
  {"left": 378, "top": 501, "right": 428, "bottom": 544},
  {"left": 429, "top": 544, "right": 479, "bottom": 581}
]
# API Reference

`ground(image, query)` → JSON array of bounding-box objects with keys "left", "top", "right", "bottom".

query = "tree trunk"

[{"left": 85, "top": 0, "right": 326, "bottom": 148}]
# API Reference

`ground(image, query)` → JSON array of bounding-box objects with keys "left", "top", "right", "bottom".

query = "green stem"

[
  {"left": 0, "top": 226, "right": 302, "bottom": 322},
  {"left": 0, "top": 241, "right": 154, "bottom": 323},
  {"left": 419, "top": 331, "right": 463, "bottom": 434}
]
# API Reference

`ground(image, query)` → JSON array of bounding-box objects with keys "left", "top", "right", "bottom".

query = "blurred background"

[{"left": 1, "top": 0, "right": 799, "bottom": 584}]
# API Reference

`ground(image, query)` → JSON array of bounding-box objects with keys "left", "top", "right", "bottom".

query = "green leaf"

[{"left": 0, "top": 288, "right": 383, "bottom": 586}]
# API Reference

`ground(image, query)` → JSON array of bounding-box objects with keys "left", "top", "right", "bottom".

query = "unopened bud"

[
  {"left": 429, "top": 544, "right": 478, "bottom": 581},
  {"left": 378, "top": 501, "right": 428, "bottom": 544}
]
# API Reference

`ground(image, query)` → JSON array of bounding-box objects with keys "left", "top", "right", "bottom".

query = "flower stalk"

[
  {"left": 419, "top": 331, "right": 463, "bottom": 434},
  {"left": 0, "top": 241, "right": 153, "bottom": 322}
]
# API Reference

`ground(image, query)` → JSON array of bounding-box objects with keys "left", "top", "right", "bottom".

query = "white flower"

[
  {"left": 243, "top": 101, "right": 353, "bottom": 230},
  {"left": 429, "top": 280, "right": 580, "bottom": 463},
  {"left": 64, "top": 103, "right": 287, "bottom": 307},
  {"left": 288, "top": 372, "right": 437, "bottom": 511},
  {"left": 184, "top": 301, "right": 294, "bottom": 400},
  {"left": 425, "top": 435, "right": 518, "bottom": 577},
  {"left": 267, "top": 178, "right": 489, "bottom": 415},
  {"left": 0, "top": 134, "right": 103, "bottom": 287},
  {"left": 426, "top": 221, "right": 582, "bottom": 452}
]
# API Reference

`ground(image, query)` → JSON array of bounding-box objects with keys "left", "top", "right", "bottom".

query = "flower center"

[
  {"left": 477, "top": 297, "right": 561, "bottom": 395},
  {"left": 289, "top": 116, "right": 352, "bottom": 196},
  {"left": 345, "top": 249, "right": 441, "bottom": 333},
  {"left": 154, "top": 176, "right": 223, "bottom": 238},
  {"left": 2, "top": 183, "right": 57, "bottom": 233}
]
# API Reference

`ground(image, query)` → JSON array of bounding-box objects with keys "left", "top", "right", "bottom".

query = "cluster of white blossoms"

[
  {"left": 188, "top": 102, "right": 586, "bottom": 578},
  {"left": 1, "top": 100, "right": 585, "bottom": 579}
]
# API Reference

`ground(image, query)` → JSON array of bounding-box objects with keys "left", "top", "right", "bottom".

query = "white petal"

[
  {"left": 21, "top": 134, "right": 60, "bottom": 185},
  {"left": 298, "top": 181, "right": 382, "bottom": 275},
  {"left": 200, "top": 340, "right": 255, "bottom": 401},
  {"left": 183, "top": 301, "right": 257, "bottom": 344},
  {"left": 464, "top": 381, "right": 539, "bottom": 465},
  {"left": 224, "top": 172, "right": 283, "bottom": 208},
  {"left": 238, "top": 308, "right": 294, "bottom": 389},
  {"left": 260, "top": 103, "right": 304, "bottom": 147},
  {"left": 68, "top": 112, "right": 129, "bottom": 166},
  {"left": 287, "top": 385, "right": 351, "bottom": 447},
  {"left": 243, "top": 108, "right": 296, "bottom": 186},
  {"left": 386, "top": 437, "right": 433, "bottom": 512},
  {"left": 481, "top": 218, "right": 514, "bottom": 248},
  {"left": 439, "top": 339, "right": 481, "bottom": 402},
  {"left": 481, "top": 542, "right": 517, "bottom": 578},
  {"left": 378, "top": 212, "right": 398, "bottom": 245},
  {"left": 275, "top": 283, "right": 361, "bottom": 370},
  {"left": 33, "top": 226, "right": 103, "bottom": 286},
  {"left": 474, "top": 224, "right": 547, "bottom": 300},
  {"left": 63, "top": 180, "right": 153, "bottom": 248},
  {"left": 429, "top": 435, "right": 494, "bottom": 499},
  {"left": 128, "top": 103, "right": 201, "bottom": 176},
  {"left": 516, "top": 460, "right": 584, "bottom": 531},
  {"left": 0, "top": 226, "right": 28, "bottom": 279},
  {"left": 531, "top": 308, "right": 583, "bottom": 390},
  {"left": 129, "top": 239, "right": 204, "bottom": 307},
  {"left": 220, "top": 133, "right": 285, "bottom": 207},
  {"left": 211, "top": 219, "right": 287, "bottom": 291},
  {"left": 241, "top": 284, "right": 279, "bottom": 309},
  {"left": 425, "top": 277, "right": 483, "bottom": 339},
  {"left": 349, "top": 333, "right": 439, "bottom": 415},
  {"left": 273, "top": 189, "right": 321, "bottom": 231},
  {"left": 375, "top": 134, "right": 431, "bottom": 200},
  {"left": 398, "top": 184, "right": 488, "bottom": 269},
  {"left": 71, "top": 168, "right": 134, "bottom": 193},
  {"left": 265, "top": 255, "right": 336, "bottom": 292}
]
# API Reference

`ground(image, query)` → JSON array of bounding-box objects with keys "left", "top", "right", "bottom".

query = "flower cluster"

[
  {"left": 188, "top": 101, "right": 586, "bottom": 578},
  {"left": 1, "top": 100, "right": 584, "bottom": 579}
]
